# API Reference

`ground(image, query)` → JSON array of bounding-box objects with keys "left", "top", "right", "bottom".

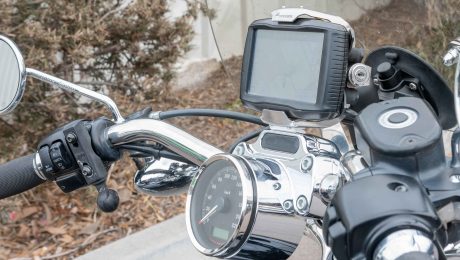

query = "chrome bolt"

[
  {"left": 296, "top": 196, "right": 308, "bottom": 212},
  {"left": 66, "top": 133, "right": 77, "bottom": 144},
  {"left": 408, "top": 82, "right": 417, "bottom": 91},
  {"left": 82, "top": 165, "right": 93, "bottom": 177},
  {"left": 301, "top": 156, "right": 313, "bottom": 172},
  {"left": 373, "top": 78, "right": 380, "bottom": 86},
  {"left": 282, "top": 200, "right": 294, "bottom": 211},
  {"left": 233, "top": 145, "right": 244, "bottom": 156},
  {"left": 273, "top": 182, "right": 281, "bottom": 190},
  {"left": 320, "top": 174, "right": 341, "bottom": 202},
  {"left": 394, "top": 184, "right": 408, "bottom": 192}
]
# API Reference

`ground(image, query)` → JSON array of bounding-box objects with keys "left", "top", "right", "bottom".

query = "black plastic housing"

[
  {"left": 353, "top": 97, "right": 460, "bottom": 207},
  {"left": 240, "top": 18, "right": 349, "bottom": 120},
  {"left": 324, "top": 174, "right": 445, "bottom": 260},
  {"left": 37, "top": 120, "right": 108, "bottom": 193}
]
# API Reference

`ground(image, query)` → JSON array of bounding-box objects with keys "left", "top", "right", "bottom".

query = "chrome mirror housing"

[
  {"left": 0, "top": 35, "right": 26, "bottom": 116},
  {"left": 0, "top": 34, "right": 124, "bottom": 122}
]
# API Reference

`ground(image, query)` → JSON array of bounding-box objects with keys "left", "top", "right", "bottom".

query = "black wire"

[
  {"left": 228, "top": 127, "right": 267, "bottom": 153},
  {"left": 120, "top": 144, "right": 192, "bottom": 164},
  {"left": 158, "top": 109, "right": 267, "bottom": 126}
]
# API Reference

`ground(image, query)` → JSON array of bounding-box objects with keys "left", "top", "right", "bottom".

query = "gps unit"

[{"left": 240, "top": 10, "right": 352, "bottom": 121}]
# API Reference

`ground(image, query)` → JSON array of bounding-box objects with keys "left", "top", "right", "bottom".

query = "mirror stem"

[{"left": 26, "top": 68, "right": 124, "bottom": 123}]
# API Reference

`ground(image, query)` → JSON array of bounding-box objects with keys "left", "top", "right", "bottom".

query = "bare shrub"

[{"left": 0, "top": 0, "right": 203, "bottom": 158}]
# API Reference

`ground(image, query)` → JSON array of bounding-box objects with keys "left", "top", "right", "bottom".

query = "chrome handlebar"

[{"left": 106, "top": 119, "right": 223, "bottom": 165}]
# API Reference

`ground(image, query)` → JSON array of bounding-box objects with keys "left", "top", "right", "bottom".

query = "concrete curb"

[
  {"left": 77, "top": 214, "right": 210, "bottom": 260},
  {"left": 77, "top": 213, "right": 321, "bottom": 260}
]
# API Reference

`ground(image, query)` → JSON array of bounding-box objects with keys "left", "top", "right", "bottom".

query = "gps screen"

[{"left": 248, "top": 29, "right": 324, "bottom": 104}]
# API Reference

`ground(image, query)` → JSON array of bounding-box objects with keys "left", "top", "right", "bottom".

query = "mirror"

[{"left": 0, "top": 35, "right": 26, "bottom": 115}]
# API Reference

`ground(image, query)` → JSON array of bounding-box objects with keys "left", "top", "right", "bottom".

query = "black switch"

[
  {"left": 38, "top": 146, "right": 56, "bottom": 179},
  {"left": 50, "top": 142, "right": 74, "bottom": 171}
]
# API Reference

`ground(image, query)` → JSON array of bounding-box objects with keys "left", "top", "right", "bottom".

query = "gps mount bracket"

[
  {"left": 261, "top": 109, "right": 344, "bottom": 129},
  {"left": 271, "top": 7, "right": 355, "bottom": 48}
]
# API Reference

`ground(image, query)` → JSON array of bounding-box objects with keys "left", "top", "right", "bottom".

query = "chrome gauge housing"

[
  {"left": 186, "top": 154, "right": 256, "bottom": 258},
  {"left": 186, "top": 130, "right": 350, "bottom": 259}
]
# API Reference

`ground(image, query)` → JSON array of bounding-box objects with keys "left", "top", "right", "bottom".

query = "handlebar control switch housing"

[
  {"left": 353, "top": 97, "right": 448, "bottom": 187},
  {"left": 36, "top": 120, "right": 111, "bottom": 193},
  {"left": 323, "top": 174, "right": 446, "bottom": 260}
]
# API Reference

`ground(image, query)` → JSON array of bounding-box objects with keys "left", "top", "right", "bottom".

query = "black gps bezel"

[{"left": 240, "top": 18, "right": 350, "bottom": 121}]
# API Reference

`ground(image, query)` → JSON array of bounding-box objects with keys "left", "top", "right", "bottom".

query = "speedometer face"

[{"left": 187, "top": 156, "right": 254, "bottom": 255}]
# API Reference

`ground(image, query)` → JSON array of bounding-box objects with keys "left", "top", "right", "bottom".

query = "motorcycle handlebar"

[
  {"left": 106, "top": 119, "right": 223, "bottom": 165},
  {"left": 0, "top": 154, "right": 46, "bottom": 199}
]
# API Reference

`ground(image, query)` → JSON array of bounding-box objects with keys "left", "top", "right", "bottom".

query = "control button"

[
  {"left": 38, "top": 146, "right": 56, "bottom": 178},
  {"left": 378, "top": 108, "right": 418, "bottom": 129},
  {"left": 388, "top": 112, "right": 408, "bottom": 124},
  {"left": 50, "top": 142, "right": 74, "bottom": 171}
]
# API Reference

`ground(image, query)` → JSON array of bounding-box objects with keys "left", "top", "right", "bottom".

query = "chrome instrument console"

[
  {"left": 233, "top": 129, "right": 349, "bottom": 219},
  {"left": 185, "top": 129, "right": 350, "bottom": 259}
]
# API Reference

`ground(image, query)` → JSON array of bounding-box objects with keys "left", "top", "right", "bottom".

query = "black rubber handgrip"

[{"left": 0, "top": 154, "right": 46, "bottom": 199}]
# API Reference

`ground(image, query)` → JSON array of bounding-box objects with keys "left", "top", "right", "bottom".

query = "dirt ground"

[{"left": 0, "top": 0, "right": 448, "bottom": 259}]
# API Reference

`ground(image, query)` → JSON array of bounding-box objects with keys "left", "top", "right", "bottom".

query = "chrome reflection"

[
  {"left": 134, "top": 157, "right": 199, "bottom": 197},
  {"left": 107, "top": 119, "right": 223, "bottom": 165},
  {"left": 373, "top": 229, "right": 439, "bottom": 260}
]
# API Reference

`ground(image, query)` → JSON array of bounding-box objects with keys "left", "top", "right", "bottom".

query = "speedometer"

[{"left": 186, "top": 154, "right": 256, "bottom": 257}]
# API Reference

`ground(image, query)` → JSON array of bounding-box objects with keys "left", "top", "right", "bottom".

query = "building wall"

[{"left": 170, "top": 0, "right": 391, "bottom": 66}]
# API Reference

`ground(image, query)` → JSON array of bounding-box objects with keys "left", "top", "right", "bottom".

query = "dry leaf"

[
  {"left": 118, "top": 188, "right": 132, "bottom": 204},
  {"left": 44, "top": 226, "right": 67, "bottom": 235},
  {"left": 59, "top": 234, "right": 74, "bottom": 244},
  {"left": 70, "top": 207, "right": 78, "bottom": 214},
  {"left": 17, "top": 224, "right": 29, "bottom": 238},
  {"left": 79, "top": 222, "right": 100, "bottom": 235},
  {"left": 31, "top": 220, "right": 39, "bottom": 237},
  {"left": 42, "top": 203, "right": 52, "bottom": 225},
  {"left": 15, "top": 206, "right": 39, "bottom": 221}
]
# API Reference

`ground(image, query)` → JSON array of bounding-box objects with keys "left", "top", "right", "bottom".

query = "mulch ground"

[{"left": 0, "top": 57, "right": 259, "bottom": 259}]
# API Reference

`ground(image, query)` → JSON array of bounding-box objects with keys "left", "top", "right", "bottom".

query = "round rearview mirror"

[{"left": 0, "top": 35, "right": 26, "bottom": 116}]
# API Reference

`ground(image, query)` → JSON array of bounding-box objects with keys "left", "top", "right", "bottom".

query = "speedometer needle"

[{"left": 199, "top": 205, "right": 219, "bottom": 224}]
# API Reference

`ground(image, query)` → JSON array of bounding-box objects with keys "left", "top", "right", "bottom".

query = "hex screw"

[
  {"left": 296, "top": 196, "right": 308, "bottom": 211},
  {"left": 82, "top": 165, "right": 93, "bottom": 177},
  {"left": 408, "top": 83, "right": 417, "bottom": 91},
  {"left": 66, "top": 133, "right": 78, "bottom": 144},
  {"left": 301, "top": 156, "right": 313, "bottom": 173},
  {"left": 234, "top": 145, "right": 244, "bottom": 156},
  {"left": 373, "top": 78, "right": 380, "bottom": 86},
  {"left": 283, "top": 200, "right": 293, "bottom": 211}
]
